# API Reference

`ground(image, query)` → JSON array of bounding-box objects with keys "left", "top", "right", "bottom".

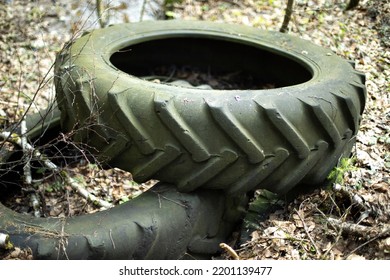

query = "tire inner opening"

[{"left": 110, "top": 37, "right": 313, "bottom": 90}]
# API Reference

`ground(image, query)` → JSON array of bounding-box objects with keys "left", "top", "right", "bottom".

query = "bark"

[
  {"left": 280, "top": 0, "right": 294, "bottom": 33},
  {"left": 328, "top": 217, "right": 390, "bottom": 239},
  {"left": 96, "top": 0, "right": 108, "bottom": 28}
]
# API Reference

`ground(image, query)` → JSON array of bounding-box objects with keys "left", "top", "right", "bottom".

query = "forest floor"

[{"left": 0, "top": 0, "right": 389, "bottom": 260}]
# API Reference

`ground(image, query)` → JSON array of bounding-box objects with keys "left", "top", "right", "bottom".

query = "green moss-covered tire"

[
  {"left": 54, "top": 20, "right": 366, "bottom": 195},
  {"left": 0, "top": 109, "right": 247, "bottom": 259}
]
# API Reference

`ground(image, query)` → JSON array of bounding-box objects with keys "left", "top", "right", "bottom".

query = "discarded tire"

[
  {"left": 0, "top": 110, "right": 247, "bottom": 259},
  {"left": 55, "top": 20, "right": 366, "bottom": 195}
]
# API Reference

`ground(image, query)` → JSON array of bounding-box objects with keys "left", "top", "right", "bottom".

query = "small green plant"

[
  {"left": 44, "top": 180, "right": 63, "bottom": 193},
  {"left": 165, "top": 0, "right": 183, "bottom": 5},
  {"left": 164, "top": 0, "right": 183, "bottom": 19},
  {"left": 327, "top": 157, "right": 357, "bottom": 185},
  {"left": 119, "top": 196, "right": 130, "bottom": 204},
  {"left": 28, "top": 6, "right": 44, "bottom": 21}
]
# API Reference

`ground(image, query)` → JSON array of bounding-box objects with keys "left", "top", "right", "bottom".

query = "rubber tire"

[
  {"left": 0, "top": 184, "right": 246, "bottom": 260},
  {"left": 54, "top": 20, "right": 366, "bottom": 195},
  {"left": 0, "top": 110, "right": 247, "bottom": 260}
]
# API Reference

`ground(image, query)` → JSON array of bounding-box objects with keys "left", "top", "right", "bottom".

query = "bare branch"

[
  {"left": 0, "top": 131, "right": 113, "bottom": 209},
  {"left": 332, "top": 183, "right": 367, "bottom": 210},
  {"left": 294, "top": 209, "right": 320, "bottom": 257},
  {"left": 327, "top": 217, "right": 390, "bottom": 258},
  {"left": 327, "top": 217, "right": 390, "bottom": 239},
  {"left": 64, "top": 173, "right": 112, "bottom": 209},
  {"left": 20, "top": 117, "right": 42, "bottom": 217},
  {"left": 220, "top": 243, "right": 240, "bottom": 260},
  {"left": 20, "top": 119, "right": 32, "bottom": 185}
]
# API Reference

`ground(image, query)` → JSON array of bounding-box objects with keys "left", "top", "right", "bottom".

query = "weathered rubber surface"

[
  {"left": 0, "top": 110, "right": 247, "bottom": 259},
  {"left": 54, "top": 20, "right": 366, "bottom": 195},
  {"left": 0, "top": 184, "right": 246, "bottom": 259}
]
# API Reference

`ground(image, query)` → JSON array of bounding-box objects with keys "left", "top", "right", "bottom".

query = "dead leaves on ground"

[{"left": 238, "top": 187, "right": 390, "bottom": 260}]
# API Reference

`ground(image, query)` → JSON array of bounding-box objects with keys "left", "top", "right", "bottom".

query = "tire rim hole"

[{"left": 110, "top": 36, "right": 313, "bottom": 90}]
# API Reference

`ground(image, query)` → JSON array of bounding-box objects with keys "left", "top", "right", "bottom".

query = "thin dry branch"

[
  {"left": 20, "top": 119, "right": 32, "bottom": 185},
  {"left": 333, "top": 183, "right": 367, "bottom": 210},
  {"left": 294, "top": 209, "right": 320, "bottom": 257},
  {"left": 315, "top": 205, "right": 345, "bottom": 259},
  {"left": 0, "top": 131, "right": 113, "bottom": 209},
  {"left": 20, "top": 118, "right": 42, "bottom": 217},
  {"left": 347, "top": 232, "right": 390, "bottom": 259},
  {"left": 327, "top": 217, "right": 390, "bottom": 258},
  {"left": 220, "top": 243, "right": 240, "bottom": 260},
  {"left": 64, "top": 173, "right": 112, "bottom": 209},
  {"left": 327, "top": 217, "right": 390, "bottom": 239},
  {"left": 332, "top": 183, "right": 379, "bottom": 223}
]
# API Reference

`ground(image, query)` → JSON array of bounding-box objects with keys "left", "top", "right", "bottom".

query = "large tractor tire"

[
  {"left": 0, "top": 109, "right": 247, "bottom": 259},
  {"left": 0, "top": 184, "right": 246, "bottom": 260},
  {"left": 54, "top": 20, "right": 366, "bottom": 195}
]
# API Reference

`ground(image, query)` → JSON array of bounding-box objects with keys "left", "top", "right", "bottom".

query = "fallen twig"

[
  {"left": 250, "top": 235, "right": 308, "bottom": 243},
  {"left": 30, "top": 194, "right": 41, "bottom": 217},
  {"left": 346, "top": 231, "right": 390, "bottom": 259},
  {"left": 0, "top": 131, "right": 113, "bottom": 209},
  {"left": 332, "top": 183, "right": 380, "bottom": 223},
  {"left": 64, "top": 173, "right": 112, "bottom": 209},
  {"left": 315, "top": 205, "right": 346, "bottom": 259},
  {"left": 220, "top": 243, "right": 240, "bottom": 260},
  {"left": 328, "top": 217, "right": 390, "bottom": 259},
  {"left": 20, "top": 119, "right": 31, "bottom": 184},
  {"left": 0, "top": 131, "right": 58, "bottom": 170},
  {"left": 327, "top": 217, "right": 390, "bottom": 239},
  {"left": 20, "top": 118, "right": 42, "bottom": 217},
  {"left": 333, "top": 183, "right": 367, "bottom": 210},
  {"left": 294, "top": 209, "right": 320, "bottom": 258}
]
